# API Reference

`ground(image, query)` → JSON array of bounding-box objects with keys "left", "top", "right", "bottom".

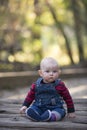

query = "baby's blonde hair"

[{"left": 40, "top": 57, "right": 59, "bottom": 70}]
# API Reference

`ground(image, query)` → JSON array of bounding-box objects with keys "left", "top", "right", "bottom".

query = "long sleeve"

[
  {"left": 23, "top": 83, "right": 36, "bottom": 107},
  {"left": 55, "top": 81, "right": 75, "bottom": 113}
]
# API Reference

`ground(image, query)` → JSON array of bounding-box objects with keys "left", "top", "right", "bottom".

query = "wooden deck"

[{"left": 0, "top": 99, "right": 87, "bottom": 130}]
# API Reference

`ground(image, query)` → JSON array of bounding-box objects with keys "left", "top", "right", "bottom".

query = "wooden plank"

[
  {"left": 0, "top": 115, "right": 87, "bottom": 124},
  {"left": 1, "top": 106, "right": 86, "bottom": 114},
  {"left": 0, "top": 120, "right": 87, "bottom": 130},
  {"left": 76, "top": 111, "right": 87, "bottom": 116},
  {"left": 73, "top": 98, "right": 87, "bottom": 104}
]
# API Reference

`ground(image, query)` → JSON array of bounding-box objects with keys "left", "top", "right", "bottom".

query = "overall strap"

[
  {"left": 36, "top": 77, "right": 43, "bottom": 87},
  {"left": 54, "top": 79, "right": 61, "bottom": 87}
]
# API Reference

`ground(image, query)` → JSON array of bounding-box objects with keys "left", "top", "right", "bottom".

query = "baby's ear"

[{"left": 38, "top": 70, "right": 43, "bottom": 77}]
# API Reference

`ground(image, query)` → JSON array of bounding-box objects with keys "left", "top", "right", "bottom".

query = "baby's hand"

[
  {"left": 20, "top": 106, "right": 27, "bottom": 114},
  {"left": 67, "top": 112, "right": 76, "bottom": 118}
]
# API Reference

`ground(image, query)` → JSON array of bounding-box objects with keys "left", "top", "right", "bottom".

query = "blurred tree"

[
  {"left": 81, "top": 0, "right": 87, "bottom": 34},
  {"left": 0, "top": 0, "right": 8, "bottom": 7},
  {"left": 70, "top": 0, "right": 84, "bottom": 62},
  {"left": 45, "top": 0, "right": 74, "bottom": 64},
  {"left": 0, "top": 0, "right": 87, "bottom": 72}
]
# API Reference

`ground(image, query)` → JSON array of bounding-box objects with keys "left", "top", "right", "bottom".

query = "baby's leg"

[
  {"left": 41, "top": 110, "right": 51, "bottom": 121},
  {"left": 50, "top": 108, "right": 66, "bottom": 121},
  {"left": 25, "top": 105, "right": 42, "bottom": 121}
]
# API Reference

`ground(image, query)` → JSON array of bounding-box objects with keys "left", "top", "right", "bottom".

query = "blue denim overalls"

[
  {"left": 26, "top": 78, "right": 66, "bottom": 121},
  {"left": 33, "top": 78, "right": 64, "bottom": 111}
]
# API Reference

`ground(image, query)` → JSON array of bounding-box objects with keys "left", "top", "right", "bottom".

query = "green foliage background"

[{"left": 0, "top": 0, "right": 87, "bottom": 71}]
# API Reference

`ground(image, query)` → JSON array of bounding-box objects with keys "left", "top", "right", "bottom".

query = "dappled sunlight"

[
  {"left": 8, "top": 55, "right": 15, "bottom": 62},
  {"left": 15, "top": 52, "right": 34, "bottom": 62}
]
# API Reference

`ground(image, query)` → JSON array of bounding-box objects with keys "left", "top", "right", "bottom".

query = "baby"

[{"left": 20, "top": 57, "right": 75, "bottom": 121}]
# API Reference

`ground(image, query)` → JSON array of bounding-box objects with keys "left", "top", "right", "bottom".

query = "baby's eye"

[
  {"left": 53, "top": 70, "right": 57, "bottom": 73},
  {"left": 45, "top": 70, "right": 49, "bottom": 73}
]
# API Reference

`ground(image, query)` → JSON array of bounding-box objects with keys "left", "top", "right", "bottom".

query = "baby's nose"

[{"left": 50, "top": 72, "right": 53, "bottom": 75}]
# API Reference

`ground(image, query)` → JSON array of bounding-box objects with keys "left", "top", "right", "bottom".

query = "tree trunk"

[
  {"left": 82, "top": 0, "right": 87, "bottom": 35},
  {"left": 45, "top": 1, "right": 74, "bottom": 64},
  {"left": 70, "top": 0, "right": 84, "bottom": 62}
]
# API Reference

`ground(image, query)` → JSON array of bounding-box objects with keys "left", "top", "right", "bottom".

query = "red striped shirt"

[{"left": 23, "top": 81, "right": 75, "bottom": 113}]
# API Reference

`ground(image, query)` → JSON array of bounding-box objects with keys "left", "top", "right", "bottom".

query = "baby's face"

[{"left": 39, "top": 63, "right": 59, "bottom": 83}]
